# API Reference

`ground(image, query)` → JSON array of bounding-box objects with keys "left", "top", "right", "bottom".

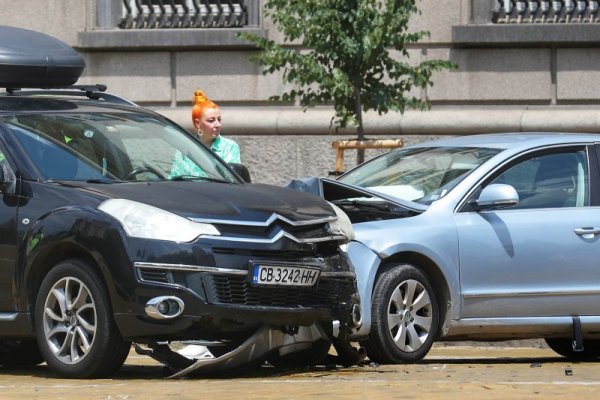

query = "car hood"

[
  {"left": 286, "top": 177, "right": 427, "bottom": 212},
  {"left": 284, "top": 176, "right": 429, "bottom": 225},
  {"left": 62, "top": 181, "right": 336, "bottom": 223}
]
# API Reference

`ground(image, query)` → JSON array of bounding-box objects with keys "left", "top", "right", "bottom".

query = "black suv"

[{"left": 0, "top": 26, "right": 358, "bottom": 378}]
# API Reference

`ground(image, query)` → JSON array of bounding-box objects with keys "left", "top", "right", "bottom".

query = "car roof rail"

[{"left": 3, "top": 84, "right": 138, "bottom": 106}]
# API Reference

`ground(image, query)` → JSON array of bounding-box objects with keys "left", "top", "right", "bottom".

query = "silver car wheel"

[
  {"left": 365, "top": 264, "right": 439, "bottom": 364},
  {"left": 387, "top": 278, "right": 432, "bottom": 352},
  {"left": 42, "top": 276, "right": 96, "bottom": 365}
]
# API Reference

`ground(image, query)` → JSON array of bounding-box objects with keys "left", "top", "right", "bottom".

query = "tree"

[{"left": 239, "top": 0, "right": 455, "bottom": 163}]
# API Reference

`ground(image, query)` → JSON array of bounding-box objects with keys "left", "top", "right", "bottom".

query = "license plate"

[{"left": 252, "top": 263, "right": 320, "bottom": 287}]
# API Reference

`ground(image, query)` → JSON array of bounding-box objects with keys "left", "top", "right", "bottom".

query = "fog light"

[
  {"left": 145, "top": 296, "right": 184, "bottom": 319},
  {"left": 351, "top": 303, "right": 362, "bottom": 329},
  {"left": 157, "top": 300, "right": 172, "bottom": 315}
]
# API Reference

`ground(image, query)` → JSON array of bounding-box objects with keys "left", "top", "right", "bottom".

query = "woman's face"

[{"left": 195, "top": 107, "right": 222, "bottom": 141}]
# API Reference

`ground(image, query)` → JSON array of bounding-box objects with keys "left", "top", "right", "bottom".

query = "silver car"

[{"left": 292, "top": 133, "right": 600, "bottom": 364}]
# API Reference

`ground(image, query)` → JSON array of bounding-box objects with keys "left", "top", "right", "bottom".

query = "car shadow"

[
  {"left": 421, "top": 356, "right": 600, "bottom": 365},
  {"left": 0, "top": 361, "right": 345, "bottom": 380},
  {"left": 2, "top": 355, "right": 599, "bottom": 380}
]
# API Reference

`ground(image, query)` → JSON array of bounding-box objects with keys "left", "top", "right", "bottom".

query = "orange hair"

[{"left": 192, "top": 89, "right": 219, "bottom": 123}]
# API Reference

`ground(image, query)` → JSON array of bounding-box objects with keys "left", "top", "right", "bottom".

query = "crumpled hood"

[
  {"left": 65, "top": 181, "right": 336, "bottom": 223},
  {"left": 285, "top": 176, "right": 427, "bottom": 212}
]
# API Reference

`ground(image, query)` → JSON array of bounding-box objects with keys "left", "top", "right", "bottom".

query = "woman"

[{"left": 191, "top": 89, "right": 240, "bottom": 163}]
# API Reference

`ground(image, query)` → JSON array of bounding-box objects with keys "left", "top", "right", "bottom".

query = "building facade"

[{"left": 1, "top": 0, "right": 600, "bottom": 184}]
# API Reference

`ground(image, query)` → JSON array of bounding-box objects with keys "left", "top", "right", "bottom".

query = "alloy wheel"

[
  {"left": 387, "top": 278, "right": 433, "bottom": 352},
  {"left": 41, "top": 276, "right": 97, "bottom": 365}
]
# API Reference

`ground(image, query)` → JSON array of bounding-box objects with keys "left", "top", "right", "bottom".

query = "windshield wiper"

[
  {"left": 170, "top": 175, "right": 231, "bottom": 184},
  {"left": 86, "top": 178, "right": 118, "bottom": 184},
  {"left": 334, "top": 198, "right": 420, "bottom": 218},
  {"left": 335, "top": 198, "right": 392, "bottom": 212}
]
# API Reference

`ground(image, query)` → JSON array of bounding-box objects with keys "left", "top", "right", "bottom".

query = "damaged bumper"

[{"left": 134, "top": 324, "right": 329, "bottom": 378}]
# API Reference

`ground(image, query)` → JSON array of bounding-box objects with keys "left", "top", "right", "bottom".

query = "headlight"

[
  {"left": 98, "top": 198, "right": 220, "bottom": 242},
  {"left": 328, "top": 202, "right": 355, "bottom": 241}
]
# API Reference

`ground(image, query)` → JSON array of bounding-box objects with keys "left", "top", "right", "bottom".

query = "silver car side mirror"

[{"left": 473, "top": 183, "right": 519, "bottom": 210}]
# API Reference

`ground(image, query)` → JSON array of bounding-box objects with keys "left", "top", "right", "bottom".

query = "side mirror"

[
  {"left": 229, "top": 163, "right": 251, "bottom": 183},
  {"left": 471, "top": 183, "right": 519, "bottom": 211},
  {"left": 0, "top": 160, "right": 17, "bottom": 194}
]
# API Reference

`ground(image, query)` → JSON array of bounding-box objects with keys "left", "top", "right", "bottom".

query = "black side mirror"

[
  {"left": 229, "top": 163, "right": 251, "bottom": 183},
  {"left": 0, "top": 160, "right": 17, "bottom": 194}
]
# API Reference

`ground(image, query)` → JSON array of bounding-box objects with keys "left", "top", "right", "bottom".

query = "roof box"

[{"left": 0, "top": 25, "right": 85, "bottom": 89}]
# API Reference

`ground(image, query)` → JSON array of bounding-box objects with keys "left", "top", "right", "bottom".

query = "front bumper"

[
  {"left": 346, "top": 241, "right": 382, "bottom": 340},
  {"left": 169, "top": 324, "right": 328, "bottom": 378},
  {"left": 115, "top": 259, "right": 358, "bottom": 340}
]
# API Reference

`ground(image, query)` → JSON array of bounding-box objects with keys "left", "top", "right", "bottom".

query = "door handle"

[{"left": 574, "top": 227, "right": 600, "bottom": 237}]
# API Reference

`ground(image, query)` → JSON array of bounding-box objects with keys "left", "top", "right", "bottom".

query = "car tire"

[
  {"left": 0, "top": 339, "right": 44, "bottom": 367},
  {"left": 364, "top": 263, "right": 439, "bottom": 364},
  {"left": 35, "top": 259, "right": 131, "bottom": 378},
  {"left": 545, "top": 338, "right": 600, "bottom": 360}
]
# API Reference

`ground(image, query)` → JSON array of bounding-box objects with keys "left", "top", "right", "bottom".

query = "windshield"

[
  {"left": 339, "top": 146, "right": 501, "bottom": 205},
  {"left": 2, "top": 112, "right": 239, "bottom": 183}
]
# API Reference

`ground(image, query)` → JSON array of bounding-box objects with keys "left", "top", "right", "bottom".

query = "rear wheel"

[
  {"left": 545, "top": 338, "right": 600, "bottom": 360},
  {"left": 364, "top": 264, "right": 439, "bottom": 364},
  {"left": 35, "top": 259, "right": 131, "bottom": 378}
]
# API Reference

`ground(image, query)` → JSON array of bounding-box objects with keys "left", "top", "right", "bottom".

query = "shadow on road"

[
  {"left": 422, "top": 356, "right": 600, "bottom": 365},
  {"left": 2, "top": 354, "right": 599, "bottom": 380},
  {"left": 0, "top": 362, "right": 340, "bottom": 380}
]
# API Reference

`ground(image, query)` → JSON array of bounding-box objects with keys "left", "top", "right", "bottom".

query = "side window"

[{"left": 490, "top": 149, "right": 588, "bottom": 209}]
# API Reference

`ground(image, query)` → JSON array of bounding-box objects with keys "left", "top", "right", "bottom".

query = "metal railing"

[
  {"left": 118, "top": 0, "right": 249, "bottom": 28},
  {"left": 493, "top": 0, "right": 600, "bottom": 23}
]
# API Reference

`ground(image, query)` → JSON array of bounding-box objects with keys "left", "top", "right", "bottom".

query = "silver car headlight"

[
  {"left": 98, "top": 198, "right": 220, "bottom": 242},
  {"left": 328, "top": 202, "right": 355, "bottom": 241}
]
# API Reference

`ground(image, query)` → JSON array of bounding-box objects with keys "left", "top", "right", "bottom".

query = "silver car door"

[{"left": 455, "top": 147, "right": 600, "bottom": 318}]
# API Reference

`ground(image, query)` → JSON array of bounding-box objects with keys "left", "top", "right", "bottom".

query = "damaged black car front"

[{"left": 0, "top": 25, "right": 359, "bottom": 378}]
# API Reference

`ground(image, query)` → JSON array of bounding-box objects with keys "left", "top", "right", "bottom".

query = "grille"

[
  {"left": 216, "top": 222, "right": 328, "bottom": 236},
  {"left": 213, "top": 220, "right": 331, "bottom": 242},
  {"left": 212, "top": 242, "right": 340, "bottom": 260},
  {"left": 204, "top": 274, "right": 355, "bottom": 307},
  {"left": 137, "top": 268, "right": 173, "bottom": 284}
]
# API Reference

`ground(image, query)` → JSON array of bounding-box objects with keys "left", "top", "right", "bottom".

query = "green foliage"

[{"left": 239, "top": 0, "right": 455, "bottom": 138}]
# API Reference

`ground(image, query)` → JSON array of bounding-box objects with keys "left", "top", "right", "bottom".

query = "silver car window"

[
  {"left": 339, "top": 146, "right": 501, "bottom": 205},
  {"left": 491, "top": 149, "right": 588, "bottom": 209}
]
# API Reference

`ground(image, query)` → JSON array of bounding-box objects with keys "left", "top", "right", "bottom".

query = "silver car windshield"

[
  {"left": 2, "top": 112, "right": 239, "bottom": 183},
  {"left": 339, "top": 146, "right": 501, "bottom": 205}
]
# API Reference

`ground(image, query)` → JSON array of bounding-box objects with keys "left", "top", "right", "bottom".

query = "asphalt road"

[{"left": 0, "top": 343, "right": 598, "bottom": 399}]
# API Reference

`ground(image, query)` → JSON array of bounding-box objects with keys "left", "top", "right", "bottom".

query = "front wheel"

[
  {"left": 364, "top": 264, "right": 439, "bottom": 364},
  {"left": 35, "top": 259, "right": 131, "bottom": 378}
]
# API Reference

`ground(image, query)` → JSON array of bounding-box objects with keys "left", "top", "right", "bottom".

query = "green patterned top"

[
  {"left": 168, "top": 135, "right": 240, "bottom": 178},
  {"left": 211, "top": 135, "right": 241, "bottom": 163}
]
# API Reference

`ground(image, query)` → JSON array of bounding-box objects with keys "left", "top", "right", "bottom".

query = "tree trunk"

[{"left": 354, "top": 83, "right": 366, "bottom": 164}]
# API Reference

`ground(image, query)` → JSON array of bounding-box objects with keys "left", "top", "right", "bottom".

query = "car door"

[
  {"left": 0, "top": 147, "right": 18, "bottom": 311},
  {"left": 454, "top": 145, "right": 600, "bottom": 318}
]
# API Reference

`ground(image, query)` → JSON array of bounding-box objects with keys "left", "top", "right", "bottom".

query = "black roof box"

[{"left": 0, "top": 25, "right": 85, "bottom": 89}]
